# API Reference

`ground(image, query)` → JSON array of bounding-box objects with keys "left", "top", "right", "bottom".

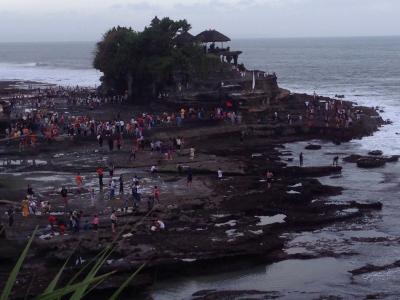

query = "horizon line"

[{"left": 0, "top": 34, "right": 399, "bottom": 43}]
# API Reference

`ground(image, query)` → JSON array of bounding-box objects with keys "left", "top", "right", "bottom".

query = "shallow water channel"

[{"left": 150, "top": 140, "right": 400, "bottom": 299}]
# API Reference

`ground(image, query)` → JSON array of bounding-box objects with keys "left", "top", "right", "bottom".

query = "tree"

[{"left": 93, "top": 17, "right": 222, "bottom": 103}]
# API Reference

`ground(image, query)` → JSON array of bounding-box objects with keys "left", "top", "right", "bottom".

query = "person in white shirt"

[{"left": 217, "top": 168, "right": 223, "bottom": 180}]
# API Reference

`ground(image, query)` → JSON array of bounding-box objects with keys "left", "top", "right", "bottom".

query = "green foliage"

[
  {"left": 1, "top": 207, "right": 155, "bottom": 300},
  {"left": 0, "top": 238, "right": 147, "bottom": 300},
  {"left": 1, "top": 226, "right": 38, "bottom": 300},
  {"left": 94, "top": 17, "right": 221, "bottom": 101}
]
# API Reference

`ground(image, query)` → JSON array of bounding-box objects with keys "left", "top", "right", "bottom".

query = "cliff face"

[{"left": 240, "top": 74, "right": 280, "bottom": 99}]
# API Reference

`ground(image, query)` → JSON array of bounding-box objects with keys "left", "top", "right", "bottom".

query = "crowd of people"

[
  {"left": 3, "top": 86, "right": 244, "bottom": 152},
  {"left": 2, "top": 85, "right": 360, "bottom": 240}
]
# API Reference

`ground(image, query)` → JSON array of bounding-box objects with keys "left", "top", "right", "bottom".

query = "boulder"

[
  {"left": 384, "top": 155, "right": 400, "bottom": 163},
  {"left": 345, "top": 154, "right": 398, "bottom": 164},
  {"left": 305, "top": 144, "right": 322, "bottom": 150},
  {"left": 368, "top": 150, "right": 383, "bottom": 156},
  {"left": 343, "top": 154, "right": 362, "bottom": 163},
  {"left": 357, "top": 157, "right": 386, "bottom": 169}
]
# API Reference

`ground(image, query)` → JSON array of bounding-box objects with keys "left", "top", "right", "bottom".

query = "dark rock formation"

[
  {"left": 305, "top": 144, "right": 322, "bottom": 150},
  {"left": 368, "top": 150, "right": 383, "bottom": 156},
  {"left": 350, "top": 260, "right": 400, "bottom": 276},
  {"left": 356, "top": 157, "right": 386, "bottom": 169},
  {"left": 191, "top": 289, "right": 280, "bottom": 300}
]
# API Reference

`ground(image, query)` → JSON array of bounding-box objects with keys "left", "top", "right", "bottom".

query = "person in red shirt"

[
  {"left": 59, "top": 222, "right": 66, "bottom": 235},
  {"left": 75, "top": 172, "right": 83, "bottom": 193},
  {"left": 48, "top": 215, "right": 57, "bottom": 231},
  {"left": 91, "top": 214, "right": 99, "bottom": 231},
  {"left": 96, "top": 168, "right": 104, "bottom": 189}
]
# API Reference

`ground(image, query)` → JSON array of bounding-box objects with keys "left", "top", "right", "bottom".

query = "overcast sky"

[{"left": 1, "top": 0, "right": 399, "bottom": 42}]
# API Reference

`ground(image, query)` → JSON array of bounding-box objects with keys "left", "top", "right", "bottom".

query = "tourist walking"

[
  {"left": 131, "top": 181, "right": 140, "bottom": 205},
  {"left": 92, "top": 214, "right": 99, "bottom": 231},
  {"left": 97, "top": 134, "right": 103, "bottom": 148},
  {"left": 109, "top": 164, "right": 115, "bottom": 178},
  {"left": 119, "top": 175, "right": 124, "bottom": 195},
  {"left": 90, "top": 188, "right": 96, "bottom": 207},
  {"left": 75, "top": 172, "right": 83, "bottom": 193},
  {"left": 21, "top": 197, "right": 29, "bottom": 217},
  {"left": 190, "top": 147, "right": 195, "bottom": 160},
  {"left": 217, "top": 168, "right": 223, "bottom": 180},
  {"left": 7, "top": 207, "right": 14, "bottom": 227},
  {"left": 96, "top": 167, "right": 104, "bottom": 189},
  {"left": 333, "top": 156, "right": 339, "bottom": 166},
  {"left": 110, "top": 210, "right": 117, "bottom": 233},
  {"left": 60, "top": 186, "right": 68, "bottom": 212},
  {"left": 299, "top": 152, "right": 304, "bottom": 167},
  {"left": 187, "top": 168, "right": 193, "bottom": 188},
  {"left": 153, "top": 186, "right": 160, "bottom": 203},
  {"left": 266, "top": 170, "right": 274, "bottom": 189},
  {"left": 129, "top": 145, "right": 136, "bottom": 161},
  {"left": 109, "top": 179, "right": 116, "bottom": 200}
]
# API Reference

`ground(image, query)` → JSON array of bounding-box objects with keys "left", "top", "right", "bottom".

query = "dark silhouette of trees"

[{"left": 94, "top": 17, "right": 221, "bottom": 103}]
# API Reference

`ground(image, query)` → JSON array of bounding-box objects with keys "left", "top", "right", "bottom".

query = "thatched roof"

[
  {"left": 195, "top": 29, "right": 231, "bottom": 43},
  {"left": 175, "top": 31, "right": 195, "bottom": 44}
]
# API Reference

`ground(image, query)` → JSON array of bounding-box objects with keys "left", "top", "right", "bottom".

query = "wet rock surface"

[
  {"left": 191, "top": 289, "right": 280, "bottom": 300},
  {"left": 305, "top": 144, "right": 322, "bottom": 150},
  {"left": 0, "top": 86, "right": 388, "bottom": 298}
]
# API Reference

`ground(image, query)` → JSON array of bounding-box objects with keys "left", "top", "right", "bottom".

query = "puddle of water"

[
  {"left": 150, "top": 258, "right": 351, "bottom": 300},
  {"left": 256, "top": 214, "right": 286, "bottom": 226}
]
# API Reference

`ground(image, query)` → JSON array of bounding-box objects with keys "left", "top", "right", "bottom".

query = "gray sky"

[{"left": 0, "top": 0, "right": 399, "bottom": 42}]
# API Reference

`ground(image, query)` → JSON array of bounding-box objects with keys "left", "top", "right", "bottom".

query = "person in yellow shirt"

[{"left": 21, "top": 197, "right": 29, "bottom": 217}]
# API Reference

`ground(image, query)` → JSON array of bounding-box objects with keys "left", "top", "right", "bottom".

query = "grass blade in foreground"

[
  {"left": 0, "top": 226, "right": 38, "bottom": 300},
  {"left": 109, "top": 262, "right": 147, "bottom": 300},
  {"left": 42, "top": 256, "right": 71, "bottom": 294},
  {"left": 38, "top": 271, "right": 115, "bottom": 300}
]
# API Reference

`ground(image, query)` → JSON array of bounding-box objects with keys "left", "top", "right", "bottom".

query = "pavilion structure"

[{"left": 195, "top": 29, "right": 242, "bottom": 66}]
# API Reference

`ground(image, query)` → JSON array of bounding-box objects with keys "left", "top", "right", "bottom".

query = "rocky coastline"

[{"left": 0, "top": 77, "right": 390, "bottom": 299}]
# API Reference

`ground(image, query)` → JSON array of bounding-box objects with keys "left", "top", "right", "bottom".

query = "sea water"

[
  {"left": 1, "top": 37, "right": 399, "bottom": 153},
  {"left": 2, "top": 37, "right": 400, "bottom": 299},
  {"left": 0, "top": 41, "right": 101, "bottom": 86}
]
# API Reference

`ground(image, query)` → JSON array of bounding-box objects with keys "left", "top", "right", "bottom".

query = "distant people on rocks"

[
  {"left": 150, "top": 165, "right": 157, "bottom": 176},
  {"left": 218, "top": 168, "right": 223, "bottom": 180},
  {"left": 96, "top": 167, "right": 104, "bottom": 189},
  {"left": 187, "top": 168, "right": 193, "bottom": 188},
  {"left": 7, "top": 207, "right": 14, "bottom": 227},
  {"left": 131, "top": 182, "right": 141, "bottom": 209},
  {"left": 27, "top": 184, "right": 34, "bottom": 198},
  {"left": 119, "top": 175, "right": 124, "bottom": 195},
  {"left": 153, "top": 186, "right": 160, "bottom": 203},
  {"left": 21, "top": 196, "right": 29, "bottom": 217},
  {"left": 90, "top": 188, "right": 96, "bottom": 207},
  {"left": 110, "top": 210, "right": 117, "bottom": 233},
  {"left": 299, "top": 152, "right": 304, "bottom": 167},
  {"left": 75, "top": 172, "right": 83, "bottom": 193},
  {"left": 60, "top": 186, "right": 68, "bottom": 211},
  {"left": 151, "top": 219, "right": 165, "bottom": 232},
  {"left": 190, "top": 147, "right": 195, "bottom": 160},
  {"left": 266, "top": 170, "right": 274, "bottom": 189},
  {"left": 92, "top": 214, "right": 99, "bottom": 231},
  {"left": 109, "top": 179, "right": 116, "bottom": 200},
  {"left": 333, "top": 156, "right": 339, "bottom": 166}
]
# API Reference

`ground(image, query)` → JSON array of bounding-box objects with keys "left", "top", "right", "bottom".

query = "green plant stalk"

[
  {"left": 109, "top": 263, "right": 147, "bottom": 300},
  {"left": 0, "top": 226, "right": 38, "bottom": 300}
]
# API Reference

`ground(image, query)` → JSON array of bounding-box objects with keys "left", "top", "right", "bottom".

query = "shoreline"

[{"left": 0, "top": 78, "right": 391, "bottom": 298}]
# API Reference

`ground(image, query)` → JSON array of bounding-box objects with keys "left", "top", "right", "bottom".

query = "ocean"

[
  {"left": 1, "top": 37, "right": 399, "bottom": 154},
  {"left": 2, "top": 38, "right": 400, "bottom": 299}
]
